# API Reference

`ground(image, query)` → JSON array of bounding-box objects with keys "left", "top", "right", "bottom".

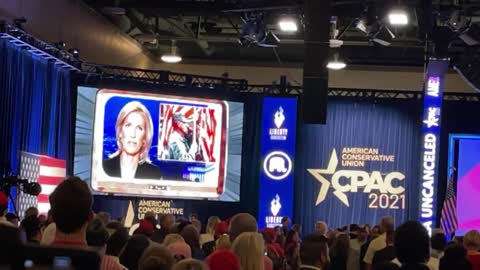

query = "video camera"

[{"left": 1, "top": 163, "right": 42, "bottom": 197}]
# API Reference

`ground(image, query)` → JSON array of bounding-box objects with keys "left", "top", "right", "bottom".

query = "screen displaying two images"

[{"left": 74, "top": 87, "right": 244, "bottom": 201}]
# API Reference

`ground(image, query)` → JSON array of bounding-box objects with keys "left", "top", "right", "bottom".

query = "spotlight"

[
  {"left": 238, "top": 12, "right": 279, "bottom": 47},
  {"left": 54, "top": 41, "right": 66, "bottom": 50},
  {"left": 161, "top": 40, "right": 182, "bottom": 63},
  {"left": 278, "top": 16, "right": 298, "bottom": 32},
  {"left": 68, "top": 48, "right": 80, "bottom": 58},
  {"left": 388, "top": 9, "right": 408, "bottom": 25},
  {"left": 327, "top": 52, "right": 346, "bottom": 70}
]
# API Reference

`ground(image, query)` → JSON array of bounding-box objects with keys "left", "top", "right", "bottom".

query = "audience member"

[
  {"left": 86, "top": 218, "right": 124, "bottom": 269},
  {"left": 48, "top": 176, "right": 123, "bottom": 270},
  {"left": 274, "top": 225, "right": 286, "bottom": 247},
  {"left": 292, "top": 223, "right": 302, "bottom": 238},
  {"left": 172, "top": 258, "right": 209, "bottom": 270},
  {"left": 120, "top": 234, "right": 150, "bottom": 270},
  {"left": 229, "top": 213, "right": 273, "bottom": 270},
  {"left": 213, "top": 221, "right": 228, "bottom": 239},
  {"left": 299, "top": 234, "right": 329, "bottom": 270},
  {"left": 135, "top": 220, "right": 155, "bottom": 237},
  {"left": 394, "top": 221, "right": 430, "bottom": 270},
  {"left": 168, "top": 241, "right": 192, "bottom": 262},
  {"left": 364, "top": 217, "right": 394, "bottom": 270},
  {"left": 5, "top": 213, "right": 19, "bottom": 227},
  {"left": 180, "top": 224, "right": 205, "bottom": 260},
  {"left": 97, "top": 212, "right": 111, "bottom": 225},
  {"left": 372, "top": 229, "right": 395, "bottom": 266},
  {"left": 106, "top": 227, "right": 130, "bottom": 260},
  {"left": 439, "top": 243, "right": 471, "bottom": 270},
  {"left": 360, "top": 226, "right": 379, "bottom": 270},
  {"left": 206, "top": 249, "right": 241, "bottom": 270},
  {"left": 232, "top": 232, "right": 266, "bottom": 270},
  {"left": 189, "top": 213, "right": 199, "bottom": 222},
  {"left": 138, "top": 243, "right": 175, "bottom": 270},
  {"left": 0, "top": 192, "right": 12, "bottom": 226},
  {"left": 229, "top": 213, "right": 258, "bottom": 242},
  {"left": 199, "top": 216, "right": 220, "bottom": 247},
  {"left": 315, "top": 221, "right": 328, "bottom": 237},
  {"left": 164, "top": 233, "right": 185, "bottom": 247},
  {"left": 151, "top": 214, "right": 175, "bottom": 243},
  {"left": 281, "top": 216, "right": 290, "bottom": 236},
  {"left": 285, "top": 229, "right": 300, "bottom": 256},
  {"left": 40, "top": 222, "right": 56, "bottom": 245},
  {"left": 330, "top": 233, "right": 350, "bottom": 270},
  {"left": 430, "top": 232, "right": 446, "bottom": 259},
  {"left": 0, "top": 191, "right": 21, "bottom": 264},
  {"left": 24, "top": 206, "right": 39, "bottom": 219},
  {"left": 464, "top": 229, "right": 480, "bottom": 270},
  {"left": 20, "top": 215, "right": 42, "bottom": 243},
  {"left": 215, "top": 234, "right": 231, "bottom": 249},
  {"left": 191, "top": 219, "right": 202, "bottom": 234}
]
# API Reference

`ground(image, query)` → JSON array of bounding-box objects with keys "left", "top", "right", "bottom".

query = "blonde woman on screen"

[
  {"left": 231, "top": 232, "right": 265, "bottom": 270},
  {"left": 103, "top": 101, "right": 162, "bottom": 179}
]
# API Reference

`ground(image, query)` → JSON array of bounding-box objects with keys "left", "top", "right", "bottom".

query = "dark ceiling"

[{"left": 83, "top": 0, "right": 480, "bottom": 67}]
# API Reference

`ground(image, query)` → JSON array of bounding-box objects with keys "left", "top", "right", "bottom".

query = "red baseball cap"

[
  {"left": 0, "top": 192, "right": 8, "bottom": 206},
  {"left": 206, "top": 249, "right": 240, "bottom": 270}
]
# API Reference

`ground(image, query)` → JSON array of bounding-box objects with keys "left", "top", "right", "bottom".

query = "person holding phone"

[{"left": 103, "top": 101, "right": 162, "bottom": 179}]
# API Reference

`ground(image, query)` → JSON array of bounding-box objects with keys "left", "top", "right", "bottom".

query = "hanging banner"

[
  {"left": 419, "top": 59, "right": 449, "bottom": 234},
  {"left": 257, "top": 97, "right": 298, "bottom": 228}
]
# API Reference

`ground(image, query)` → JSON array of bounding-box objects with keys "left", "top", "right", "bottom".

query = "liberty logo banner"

[{"left": 258, "top": 97, "right": 297, "bottom": 228}]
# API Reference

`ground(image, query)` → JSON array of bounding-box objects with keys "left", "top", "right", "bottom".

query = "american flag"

[
  {"left": 440, "top": 175, "right": 458, "bottom": 235},
  {"left": 17, "top": 152, "right": 66, "bottom": 219},
  {"left": 158, "top": 104, "right": 218, "bottom": 162}
]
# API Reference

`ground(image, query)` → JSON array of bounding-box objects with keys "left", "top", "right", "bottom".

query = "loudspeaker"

[{"left": 302, "top": 0, "right": 330, "bottom": 124}]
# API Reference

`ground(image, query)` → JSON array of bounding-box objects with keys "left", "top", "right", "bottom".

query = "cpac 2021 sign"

[{"left": 309, "top": 147, "right": 406, "bottom": 210}]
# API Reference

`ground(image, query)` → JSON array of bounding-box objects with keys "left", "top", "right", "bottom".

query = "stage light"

[
  {"left": 327, "top": 52, "right": 346, "bottom": 70},
  {"left": 388, "top": 10, "right": 408, "bottom": 25},
  {"left": 161, "top": 40, "right": 182, "bottom": 63},
  {"left": 68, "top": 48, "right": 80, "bottom": 58},
  {"left": 278, "top": 17, "right": 298, "bottom": 32}
]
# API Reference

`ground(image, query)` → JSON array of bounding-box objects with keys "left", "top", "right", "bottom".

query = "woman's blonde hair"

[
  {"left": 206, "top": 216, "right": 221, "bottom": 235},
  {"left": 112, "top": 101, "right": 154, "bottom": 164},
  {"left": 215, "top": 234, "right": 231, "bottom": 249},
  {"left": 231, "top": 232, "right": 264, "bottom": 270},
  {"left": 163, "top": 233, "right": 185, "bottom": 247},
  {"left": 464, "top": 230, "right": 480, "bottom": 250}
]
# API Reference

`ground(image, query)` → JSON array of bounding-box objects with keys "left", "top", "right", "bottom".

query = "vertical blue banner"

[
  {"left": 419, "top": 59, "right": 449, "bottom": 234},
  {"left": 258, "top": 97, "right": 297, "bottom": 229}
]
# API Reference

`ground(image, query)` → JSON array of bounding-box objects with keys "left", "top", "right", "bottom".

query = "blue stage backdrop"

[
  {"left": 0, "top": 38, "right": 72, "bottom": 211},
  {"left": 295, "top": 99, "right": 422, "bottom": 233}
]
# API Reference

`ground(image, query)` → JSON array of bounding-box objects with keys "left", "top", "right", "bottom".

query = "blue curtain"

[
  {"left": 0, "top": 38, "right": 72, "bottom": 206},
  {"left": 294, "top": 98, "right": 422, "bottom": 233}
]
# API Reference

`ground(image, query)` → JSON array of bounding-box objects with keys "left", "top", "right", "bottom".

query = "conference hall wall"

[{"left": 295, "top": 98, "right": 423, "bottom": 233}]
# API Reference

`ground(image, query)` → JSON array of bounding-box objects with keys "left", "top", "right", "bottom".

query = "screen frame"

[{"left": 72, "top": 82, "right": 250, "bottom": 202}]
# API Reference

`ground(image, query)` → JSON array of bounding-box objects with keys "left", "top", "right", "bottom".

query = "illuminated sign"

[
  {"left": 419, "top": 59, "right": 448, "bottom": 235},
  {"left": 309, "top": 148, "right": 406, "bottom": 209},
  {"left": 269, "top": 107, "right": 288, "bottom": 140},
  {"left": 263, "top": 151, "right": 292, "bottom": 180},
  {"left": 258, "top": 97, "right": 297, "bottom": 228}
]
